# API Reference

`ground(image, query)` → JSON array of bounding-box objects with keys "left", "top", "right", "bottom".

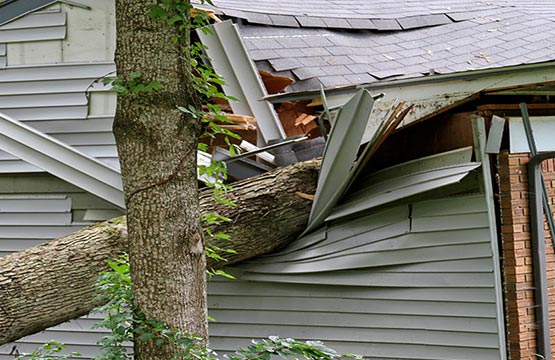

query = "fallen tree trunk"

[{"left": 0, "top": 159, "right": 320, "bottom": 345}]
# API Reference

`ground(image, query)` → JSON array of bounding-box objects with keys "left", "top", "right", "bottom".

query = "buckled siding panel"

[
  {"left": 206, "top": 193, "right": 503, "bottom": 360},
  {"left": 305, "top": 89, "right": 375, "bottom": 233},
  {"left": 0, "top": 194, "right": 502, "bottom": 360}
]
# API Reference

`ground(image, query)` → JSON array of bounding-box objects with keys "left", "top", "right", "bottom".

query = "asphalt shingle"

[
  {"left": 296, "top": 16, "right": 327, "bottom": 28},
  {"left": 209, "top": 0, "right": 555, "bottom": 92},
  {"left": 269, "top": 57, "right": 304, "bottom": 71},
  {"left": 244, "top": 12, "right": 273, "bottom": 26},
  {"left": 322, "top": 17, "right": 352, "bottom": 29},
  {"left": 270, "top": 14, "right": 300, "bottom": 27},
  {"left": 397, "top": 14, "right": 451, "bottom": 29},
  {"left": 292, "top": 67, "right": 323, "bottom": 80}
]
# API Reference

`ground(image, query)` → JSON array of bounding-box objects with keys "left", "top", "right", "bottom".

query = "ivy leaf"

[
  {"left": 138, "top": 332, "right": 155, "bottom": 341},
  {"left": 147, "top": 5, "right": 165, "bottom": 20}
]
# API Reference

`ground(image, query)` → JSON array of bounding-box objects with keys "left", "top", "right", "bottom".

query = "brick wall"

[{"left": 497, "top": 151, "right": 555, "bottom": 359}]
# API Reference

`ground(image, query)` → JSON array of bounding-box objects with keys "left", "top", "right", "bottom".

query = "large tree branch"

[{"left": 0, "top": 159, "right": 320, "bottom": 345}]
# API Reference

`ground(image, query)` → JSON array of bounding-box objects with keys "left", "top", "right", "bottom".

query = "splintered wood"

[
  {"left": 259, "top": 70, "right": 295, "bottom": 94},
  {"left": 204, "top": 113, "right": 257, "bottom": 131},
  {"left": 277, "top": 101, "right": 320, "bottom": 137}
]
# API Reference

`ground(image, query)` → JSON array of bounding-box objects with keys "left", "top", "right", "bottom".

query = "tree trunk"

[
  {"left": 114, "top": 1, "right": 206, "bottom": 358},
  {"left": 0, "top": 159, "right": 319, "bottom": 347}
]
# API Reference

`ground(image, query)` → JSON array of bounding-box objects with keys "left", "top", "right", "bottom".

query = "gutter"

[
  {"left": 264, "top": 60, "right": 555, "bottom": 104},
  {"left": 528, "top": 151, "right": 555, "bottom": 360}
]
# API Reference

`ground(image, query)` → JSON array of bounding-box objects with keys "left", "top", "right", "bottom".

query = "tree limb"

[{"left": 0, "top": 159, "right": 320, "bottom": 345}]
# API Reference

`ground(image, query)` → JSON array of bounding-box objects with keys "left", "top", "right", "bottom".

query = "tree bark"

[
  {"left": 114, "top": 1, "right": 207, "bottom": 358},
  {"left": 0, "top": 159, "right": 319, "bottom": 347}
]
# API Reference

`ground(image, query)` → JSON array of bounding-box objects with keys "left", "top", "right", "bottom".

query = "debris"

[
  {"left": 259, "top": 70, "right": 295, "bottom": 94},
  {"left": 295, "top": 192, "right": 315, "bottom": 201},
  {"left": 190, "top": 8, "right": 222, "bottom": 22},
  {"left": 239, "top": 140, "right": 276, "bottom": 164},
  {"left": 218, "top": 124, "right": 256, "bottom": 131},
  {"left": 277, "top": 101, "right": 321, "bottom": 137},
  {"left": 475, "top": 52, "right": 492, "bottom": 63}
]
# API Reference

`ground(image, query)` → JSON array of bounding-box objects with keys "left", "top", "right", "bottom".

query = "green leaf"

[
  {"left": 138, "top": 332, "right": 155, "bottom": 341},
  {"left": 147, "top": 5, "right": 165, "bottom": 20},
  {"left": 167, "top": 14, "right": 184, "bottom": 25}
]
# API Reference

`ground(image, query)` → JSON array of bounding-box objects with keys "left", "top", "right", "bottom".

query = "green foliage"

[
  {"left": 18, "top": 256, "right": 361, "bottom": 360},
  {"left": 102, "top": 72, "right": 161, "bottom": 95},
  {"left": 228, "top": 337, "right": 363, "bottom": 360},
  {"left": 91, "top": 254, "right": 134, "bottom": 360},
  {"left": 15, "top": 341, "right": 80, "bottom": 360},
  {"left": 88, "top": 257, "right": 361, "bottom": 360}
]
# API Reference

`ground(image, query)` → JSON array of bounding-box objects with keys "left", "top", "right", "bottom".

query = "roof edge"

[{"left": 265, "top": 60, "right": 555, "bottom": 103}]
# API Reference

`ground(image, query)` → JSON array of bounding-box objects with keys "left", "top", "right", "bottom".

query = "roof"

[
  {"left": 196, "top": 0, "right": 555, "bottom": 93},
  {"left": 0, "top": 0, "right": 88, "bottom": 27}
]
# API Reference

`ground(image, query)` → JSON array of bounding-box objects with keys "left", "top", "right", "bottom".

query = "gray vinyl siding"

[
  {"left": 0, "top": 44, "right": 5, "bottom": 68},
  {"left": 0, "top": 173, "right": 122, "bottom": 258},
  {"left": 0, "top": 5, "right": 118, "bottom": 172},
  {"left": 0, "top": 11, "right": 66, "bottom": 43},
  {"left": 209, "top": 193, "right": 503, "bottom": 360},
  {"left": 0, "top": 192, "right": 502, "bottom": 360},
  {"left": 0, "top": 172, "right": 124, "bottom": 359},
  {"left": 0, "top": 63, "right": 118, "bottom": 171}
]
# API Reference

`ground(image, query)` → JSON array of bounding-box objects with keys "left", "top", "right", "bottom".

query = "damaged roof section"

[
  {"left": 195, "top": 0, "right": 516, "bottom": 30},
  {"left": 196, "top": 0, "right": 555, "bottom": 93},
  {"left": 197, "top": 20, "right": 287, "bottom": 145}
]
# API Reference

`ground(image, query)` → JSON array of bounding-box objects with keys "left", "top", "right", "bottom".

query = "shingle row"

[
  {"left": 237, "top": 7, "right": 555, "bottom": 92},
  {"left": 196, "top": 0, "right": 521, "bottom": 31}
]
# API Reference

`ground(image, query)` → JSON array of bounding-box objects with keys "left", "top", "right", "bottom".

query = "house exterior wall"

[
  {"left": 230, "top": 189, "right": 505, "bottom": 360},
  {"left": 0, "top": 0, "right": 119, "bottom": 172},
  {"left": 497, "top": 151, "right": 555, "bottom": 359}
]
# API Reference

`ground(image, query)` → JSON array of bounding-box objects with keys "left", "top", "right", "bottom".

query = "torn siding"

[
  {"left": 220, "top": 146, "right": 504, "bottom": 359},
  {"left": 306, "top": 89, "right": 375, "bottom": 233},
  {"left": 210, "top": 194, "right": 503, "bottom": 360}
]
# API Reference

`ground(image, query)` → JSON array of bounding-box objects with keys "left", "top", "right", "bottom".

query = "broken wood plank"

[
  {"left": 240, "top": 140, "right": 276, "bottom": 164},
  {"left": 203, "top": 113, "right": 256, "bottom": 124},
  {"left": 295, "top": 192, "right": 315, "bottom": 201},
  {"left": 295, "top": 113, "right": 318, "bottom": 126},
  {"left": 218, "top": 124, "right": 257, "bottom": 131},
  {"left": 277, "top": 101, "right": 319, "bottom": 137},
  {"left": 259, "top": 70, "right": 295, "bottom": 94}
]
